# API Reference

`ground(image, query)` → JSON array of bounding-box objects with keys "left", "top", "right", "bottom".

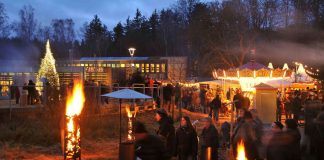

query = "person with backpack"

[
  {"left": 210, "top": 95, "right": 222, "bottom": 122},
  {"left": 155, "top": 108, "right": 175, "bottom": 158}
]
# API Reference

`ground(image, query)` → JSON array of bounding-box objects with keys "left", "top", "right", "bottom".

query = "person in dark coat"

[
  {"left": 312, "top": 111, "right": 324, "bottom": 159},
  {"left": 175, "top": 116, "right": 198, "bottom": 160},
  {"left": 276, "top": 92, "right": 282, "bottom": 121},
  {"left": 155, "top": 108, "right": 175, "bottom": 158},
  {"left": 14, "top": 86, "right": 20, "bottom": 104},
  {"left": 266, "top": 121, "right": 287, "bottom": 160},
  {"left": 163, "top": 84, "right": 174, "bottom": 112},
  {"left": 134, "top": 121, "right": 169, "bottom": 160},
  {"left": 233, "top": 89, "right": 244, "bottom": 117},
  {"left": 292, "top": 94, "right": 302, "bottom": 122},
  {"left": 199, "top": 88, "right": 207, "bottom": 113},
  {"left": 221, "top": 121, "right": 230, "bottom": 148},
  {"left": 285, "top": 119, "right": 301, "bottom": 160},
  {"left": 27, "top": 80, "right": 36, "bottom": 105},
  {"left": 200, "top": 117, "right": 219, "bottom": 160},
  {"left": 232, "top": 111, "right": 259, "bottom": 160},
  {"left": 210, "top": 95, "right": 221, "bottom": 122}
]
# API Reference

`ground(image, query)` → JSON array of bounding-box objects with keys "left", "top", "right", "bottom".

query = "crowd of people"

[
  {"left": 276, "top": 89, "right": 323, "bottom": 123},
  {"left": 134, "top": 105, "right": 324, "bottom": 160},
  {"left": 134, "top": 108, "right": 220, "bottom": 160}
]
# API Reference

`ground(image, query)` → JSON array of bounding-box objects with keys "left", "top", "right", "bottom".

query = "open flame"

[
  {"left": 65, "top": 81, "right": 85, "bottom": 159},
  {"left": 66, "top": 82, "right": 85, "bottom": 116},
  {"left": 126, "top": 105, "right": 138, "bottom": 141},
  {"left": 237, "top": 140, "right": 247, "bottom": 160}
]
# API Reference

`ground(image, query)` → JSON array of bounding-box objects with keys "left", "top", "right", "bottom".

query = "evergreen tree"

[
  {"left": 84, "top": 15, "right": 110, "bottom": 57},
  {"left": 37, "top": 40, "right": 60, "bottom": 87}
]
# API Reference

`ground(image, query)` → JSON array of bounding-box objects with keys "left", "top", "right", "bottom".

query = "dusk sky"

[{"left": 2, "top": 0, "right": 213, "bottom": 32}]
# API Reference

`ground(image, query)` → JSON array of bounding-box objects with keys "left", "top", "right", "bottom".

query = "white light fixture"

[{"left": 128, "top": 47, "right": 136, "bottom": 57}]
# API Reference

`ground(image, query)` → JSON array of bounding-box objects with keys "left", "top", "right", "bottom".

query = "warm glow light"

[
  {"left": 65, "top": 80, "right": 85, "bottom": 158},
  {"left": 66, "top": 81, "right": 85, "bottom": 116},
  {"left": 219, "top": 77, "right": 283, "bottom": 91},
  {"left": 283, "top": 63, "right": 289, "bottom": 70},
  {"left": 297, "top": 64, "right": 306, "bottom": 74},
  {"left": 237, "top": 140, "right": 247, "bottom": 160},
  {"left": 128, "top": 47, "right": 136, "bottom": 57},
  {"left": 268, "top": 62, "right": 273, "bottom": 69},
  {"left": 126, "top": 106, "right": 138, "bottom": 141}
]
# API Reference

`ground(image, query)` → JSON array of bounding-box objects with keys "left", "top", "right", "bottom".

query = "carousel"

[{"left": 212, "top": 61, "right": 293, "bottom": 92}]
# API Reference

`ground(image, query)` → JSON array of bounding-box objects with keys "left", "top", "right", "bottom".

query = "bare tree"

[
  {"left": 0, "top": 2, "right": 9, "bottom": 38},
  {"left": 16, "top": 5, "right": 37, "bottom": 41}
]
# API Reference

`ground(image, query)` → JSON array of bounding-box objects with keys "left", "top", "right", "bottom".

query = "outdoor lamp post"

[
  {"left": 128, "top": 47, "right": 136, "bottom": 57},
  {"left": 128, "top": 47, "right": 136, "bottom": 74}
]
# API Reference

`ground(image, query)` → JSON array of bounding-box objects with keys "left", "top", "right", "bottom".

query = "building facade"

[{"left": 0, "top": 57, "right": 187, "bottom": 93}]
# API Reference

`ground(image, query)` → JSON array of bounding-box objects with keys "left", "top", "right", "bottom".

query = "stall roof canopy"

[
  {"left": 239, "top": 62, "right": 269, "bottom": 70},
  {"left": 254, "top": 83, "right": 277, "bottom": 90}
]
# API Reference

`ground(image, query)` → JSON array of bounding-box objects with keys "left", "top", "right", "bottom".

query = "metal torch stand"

[{"left": 119, "top": 141, "right": 135, "bottom": 160}]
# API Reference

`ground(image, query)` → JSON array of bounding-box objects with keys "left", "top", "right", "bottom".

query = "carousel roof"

[{"left": 239, "top": 62, "right": 268, "bottom": 70}]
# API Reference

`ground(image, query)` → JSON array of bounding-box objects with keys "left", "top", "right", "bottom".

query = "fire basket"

[
  {"left": 64, "top": 115, "right": 81, "bottom": 160},
  {"left": 61, "top": 81, "right": 85, "bottom": 160}
]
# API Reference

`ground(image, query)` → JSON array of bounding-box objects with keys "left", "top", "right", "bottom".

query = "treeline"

[{"left": 0, "top": 0, "right": 324, "bottom": 76}]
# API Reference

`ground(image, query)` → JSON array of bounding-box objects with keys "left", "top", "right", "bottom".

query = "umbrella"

[
  {"left": 101, "top": 88, "right": 152, "bottom": 99},
  {"left": 101, "top": 89, "right": 153, "bottom": 143}
]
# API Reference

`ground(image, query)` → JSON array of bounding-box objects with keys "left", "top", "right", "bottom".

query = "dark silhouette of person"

[
  {"left": 134, "top": 121, "right": 169, "bottom": 160},
  {"left": 175, "top": 116, "right": 198, "bottom": 160},
  {"left": 27, "top": 80, "right": 36, "bottom": 105},
  {"left": 200, "top": 117, "right": 219, "bottom": 160},
  {"left": 155, "top": 108, "right": 175, "bottom": 158}
]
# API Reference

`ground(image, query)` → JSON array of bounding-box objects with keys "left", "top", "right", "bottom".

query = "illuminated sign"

[{"left": 85, "top": 67, "right": 104, "bottom": 73}]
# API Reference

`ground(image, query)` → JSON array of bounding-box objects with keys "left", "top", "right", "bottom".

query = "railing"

[{"left": 0, "top": 83, "right": 163, "bottom": 119}]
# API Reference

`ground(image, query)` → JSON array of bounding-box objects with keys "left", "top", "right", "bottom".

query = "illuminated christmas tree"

[{"left": 36, "top": 40, "right": 60, "bottom": 87}]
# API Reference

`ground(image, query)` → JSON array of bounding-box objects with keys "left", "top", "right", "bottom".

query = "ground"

[{"left": 0, "top": 107, "right": 230, "bottom": 160}]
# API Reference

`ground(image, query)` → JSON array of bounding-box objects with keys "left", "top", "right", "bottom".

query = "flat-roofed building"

[{"left": 0, "top": 57, "right": 187, "bottom": 91}]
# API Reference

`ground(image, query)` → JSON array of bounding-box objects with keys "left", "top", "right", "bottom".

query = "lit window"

[
  {"left": 121, "top": 64, "right": 125, "bottom": 68},
  {"left": 161, "top": 64, "right": 166, "bottom": 72},
  {"left": 102, "top": 64, "right": 106, "bottom": 67},
  {"left": 112, "top": 64, "right": 115, "bottom": 68},
  {"left": 141, "top": 64, "right": 145, "bottom": 72},
  {"left": 146, "top": 64, "right": 150, "bottom": 73},
  {"left": 85, "top": 64, "right": 88, "bottom": 67},
  {"left": 81, "top": 64, "right": 84, "bottom": 66},
  {"left": 135, "top": 64, "right": 140, "bottom": 68},
  {"left": 89, "top": 64, "right": 93, "bottom": 66},
  {"left": 156, "top": 64, "right": 160, "bottom": 72},
  {"left": 107, "top": 64, "right": 111, "bottom": 67},
  {"left": 151, "top": 64, "right": 155, "bottom": 72},
  {"left": 116, "top": 64, "right": 120, "bottom": 68}
]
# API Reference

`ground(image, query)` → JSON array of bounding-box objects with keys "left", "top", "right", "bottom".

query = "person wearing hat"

[
  {"left": 200, "top": 117, "right": 219, "bottom": 160},
  {"left": 134, "top": 121, "right": 169, "bottom": 160},
  {"left": 155, "top": 108, "right": 175, "bottom": 158}
]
